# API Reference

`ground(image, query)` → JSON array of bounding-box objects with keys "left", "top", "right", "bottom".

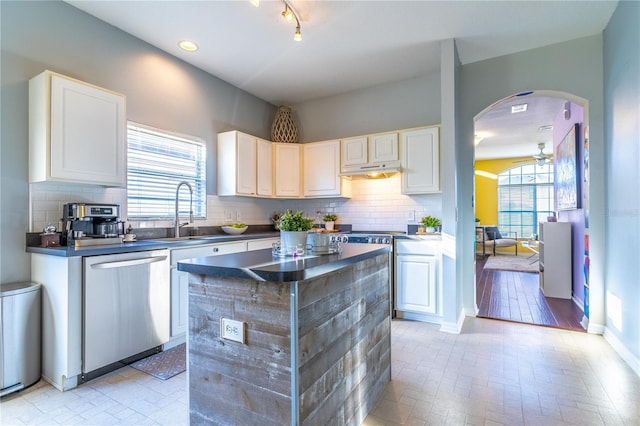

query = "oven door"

[{"left": 83, "top": 250, "right": 169, "bottom": 374}]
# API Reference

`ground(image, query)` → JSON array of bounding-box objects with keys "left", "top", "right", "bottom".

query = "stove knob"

[{"left": 382, "top": 237, "right": 390, "bottom": 244}]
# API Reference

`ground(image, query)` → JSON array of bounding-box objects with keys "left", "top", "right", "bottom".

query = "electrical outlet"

[
  {"left": 408, "top": 210, "right": 415, "bottom": 221},
  {"left": 224, "top": 210, "right": 233, "bottom": 222},
  {"left": 236, "top": 211, "right": 242, "bottom": 222},
  {"left": 220, "top": 318, "right": 245, "bottom": 344}
]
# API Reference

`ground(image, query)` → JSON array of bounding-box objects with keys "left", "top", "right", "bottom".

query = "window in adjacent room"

[
  {"left": 497, "top": 163, "right": 554, "bottom": 238},
  {"left": 127, "top": 122, "right": 206, "bottom": 219}
]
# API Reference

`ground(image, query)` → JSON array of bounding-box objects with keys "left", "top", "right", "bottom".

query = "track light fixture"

[
  {"left": 282, "top": 1, "right": 302, "bottom": 41},
  {"left": 250, "top": 0, "right": 302, "bottom": 42}
]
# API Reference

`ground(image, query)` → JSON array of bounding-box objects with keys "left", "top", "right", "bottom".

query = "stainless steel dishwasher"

[{"left": 83, "top": 249, "right": 170, "bottom": 378}]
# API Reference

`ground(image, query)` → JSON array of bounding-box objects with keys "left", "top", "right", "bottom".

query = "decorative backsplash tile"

[{"left": 29, "top": 174, "right": 441, "bottom": 233}]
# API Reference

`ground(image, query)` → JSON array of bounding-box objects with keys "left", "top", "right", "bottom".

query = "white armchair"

[{"left": 479, "top": 226, "right": 518, "bottom": 256}]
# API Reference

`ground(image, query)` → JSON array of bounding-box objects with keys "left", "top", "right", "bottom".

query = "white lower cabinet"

[
  {"left": 168, "top": 237, "right": 279, "bottom": 347},
  {"left": 247, "top": 237, "right": 279, "bottom": 251},
  {"left": 168, "top": 241, "right": 246, "bottom": 347},
  {"left": 394, "top": 239, "right": 442, "bottom": 323}
]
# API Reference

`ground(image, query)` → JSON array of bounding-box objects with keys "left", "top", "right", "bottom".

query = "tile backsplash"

[{"left": 29, "top": 174, "right": 441, "bottom": 233}]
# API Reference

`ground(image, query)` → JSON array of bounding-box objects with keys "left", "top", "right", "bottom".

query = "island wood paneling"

[{"left": 188, "top": 253, "right": 391, "bottom": 425}]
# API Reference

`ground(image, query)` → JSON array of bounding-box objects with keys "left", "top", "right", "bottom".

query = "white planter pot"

[
  {"left": 280, "top": 231, "right": 308, "bottom": 255},
  {"left": 324, "top": 221, "right": 335, "bottom": 231}
]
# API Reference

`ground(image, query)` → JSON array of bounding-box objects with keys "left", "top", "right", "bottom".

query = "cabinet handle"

[
  {"left": 212, "top": 247, "right": 219, "bottom": 252},
  {"left": 90, "top": 255, "right": 167, "bottom": 269}
]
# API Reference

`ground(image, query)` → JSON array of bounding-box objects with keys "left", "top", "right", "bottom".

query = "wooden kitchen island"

[{"left": 177, "top": 243, "right": 391, "bottom": 426}]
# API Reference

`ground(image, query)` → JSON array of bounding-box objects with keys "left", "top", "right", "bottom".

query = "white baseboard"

[
  {"left": 588, "top": 321, "right": 605, "bottom": 335},
  {"left": 571, "top": 295, "right": 584, "bottom": 311},
  {"left": 164, "top": 333, "right": 186, "bottom": 350},
  {"left": 603, "top": 327, "right": 640, "bottom": 378},
  {"left": 440, "top": 310, "right": 465, "bottom": 334}
]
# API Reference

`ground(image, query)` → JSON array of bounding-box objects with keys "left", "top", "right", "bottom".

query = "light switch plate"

[{"left": 220, "top": 318, "right": 245, "bottom": 344}]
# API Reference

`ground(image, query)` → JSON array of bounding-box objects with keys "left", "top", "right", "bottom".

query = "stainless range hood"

[{"left": 339, "top": 163, "right": 401, "bottom": 179}]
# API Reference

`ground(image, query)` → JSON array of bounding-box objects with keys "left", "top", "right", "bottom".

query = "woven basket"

[{"left": 271, "top": 106, "right": 299, "bottom": 143}]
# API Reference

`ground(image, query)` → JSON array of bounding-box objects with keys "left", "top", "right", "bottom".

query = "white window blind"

[
  {"left": 497, "top": 164, "right": 554, "bottom": 238},
  {"left": 127, "top": 122, "right": 206, "bottom": 219}
]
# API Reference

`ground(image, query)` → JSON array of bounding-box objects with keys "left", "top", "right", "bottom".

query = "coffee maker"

[{"left": 62, "top": 203, "right": 124, "bottom": 246}]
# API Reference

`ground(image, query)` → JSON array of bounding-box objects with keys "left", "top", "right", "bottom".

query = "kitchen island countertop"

[{"left": 177, "top": 242, "right": 389, "bottom": 282}]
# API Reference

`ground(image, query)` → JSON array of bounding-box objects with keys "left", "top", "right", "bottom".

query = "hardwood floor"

[{"left": 476, "top": 255, "right": 585, "bottom": 331}]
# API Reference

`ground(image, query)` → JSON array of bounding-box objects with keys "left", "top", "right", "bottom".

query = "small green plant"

[
  {"left": 421, "top": 215, "right": 441, "bottom": 228},
  {"left": 278, "top": 210, "right": 315, "bottom": 232},
  {"left": 323, "top": 213, "right": 338, "bottom": 222}
]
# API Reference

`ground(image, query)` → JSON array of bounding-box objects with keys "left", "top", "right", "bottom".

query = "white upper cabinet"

[
  {"left": 303, "top": 140, "right": 351, "bottom": 198},
  {"left": 341, "top": 132, "right": 399, "bottom": 172},
  {"left": 218, "top": 131, "right": 274, "bottom": 197},
  {"left": 256, "top": 138, "right": 273, "bottom": 196},
  {"left": 274, "top": 143, "right": 301, "bottom": 197},
  {"left": 341, "top": 136, "right": 368, "bottom": 167},
  {"left": 369, "top": 132, "right": 399, "bottom": 163},
  {"left": 29, "top": 70, "right": 126, "bottom": 186},
  {"left": 401, "top": 127, "right": 440, "bottom": 194}
]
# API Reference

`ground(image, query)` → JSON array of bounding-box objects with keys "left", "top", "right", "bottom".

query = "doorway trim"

[{"left": 471, "top": 90, "right": 597, "bottom": 331}]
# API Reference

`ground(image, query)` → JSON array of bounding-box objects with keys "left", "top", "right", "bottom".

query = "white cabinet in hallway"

[
  {"left": 539, "top": 221, "right": 572, "bottom": 299},
  {"left": 400, "top": 126, "right": 440, "bottom": 194},
  {"left": 29, "top": 70, "right": 126, "bottom": 186}
]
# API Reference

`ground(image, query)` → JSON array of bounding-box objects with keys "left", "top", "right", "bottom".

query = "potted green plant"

[
  {"left": 421, "top": 215, "right": 441, "bottom": 233},
  {"left": 322, "top": 213, "right": 338, "bottom": 231},
  {"left": 278, "top": 210, "right": 314, "bottom": 254}
]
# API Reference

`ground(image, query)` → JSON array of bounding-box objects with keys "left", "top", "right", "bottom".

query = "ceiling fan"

[{"left": 514, "top": 143, "right": 553, "bottom": 166}]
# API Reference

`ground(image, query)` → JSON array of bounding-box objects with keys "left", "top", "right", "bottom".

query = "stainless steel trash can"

[{"left": 1, "top": 282, "right": 42, "bottom": 396}]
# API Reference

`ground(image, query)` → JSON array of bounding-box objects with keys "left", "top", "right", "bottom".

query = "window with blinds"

[
  {"left": 497, "top": 164, "right": 554, "bottom": 239},
  {"left": 127, "top": 122, "right": 206, "bottom": 219}
]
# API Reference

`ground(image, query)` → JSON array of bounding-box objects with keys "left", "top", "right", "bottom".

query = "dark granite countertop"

[
  {"left": 26, "top": 231, "right": 281, "bottom": 257},
  {"left": 177, "top": 243, "right": 390, "bottom": 282}
]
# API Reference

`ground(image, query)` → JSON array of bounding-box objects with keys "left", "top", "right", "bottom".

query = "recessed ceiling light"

[
  {"left": 179, "top": 40, "right": 198, "bottom": 52},
  {"left": 511, "top": 103, "right": 528, "bottom": 113}
]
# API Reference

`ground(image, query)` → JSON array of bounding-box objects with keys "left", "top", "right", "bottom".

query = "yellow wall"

[{"left": 475, "top": 157, "right": 530, "bottom": 225}]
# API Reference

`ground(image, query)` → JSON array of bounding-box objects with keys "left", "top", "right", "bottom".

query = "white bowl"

[{"left": 221, "top": 226, "right": 248, "bottom": 235}]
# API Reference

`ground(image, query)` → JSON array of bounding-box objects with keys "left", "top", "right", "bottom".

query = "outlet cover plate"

[{"left": 220, "top": 317, "right": 245, "bottom": 344}]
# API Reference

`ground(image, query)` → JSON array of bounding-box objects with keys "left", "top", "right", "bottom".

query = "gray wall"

[
  {"left": 603, "top": 0, "right": 640, "bottom": 362},
  {"left": 0, "top": 1, "right": 274, "bottom": 283},
  {"left": 292, "top": 73, "right": 441, "bottom": 142}
]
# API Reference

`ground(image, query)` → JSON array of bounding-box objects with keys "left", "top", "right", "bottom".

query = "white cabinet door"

[
  {"left": 218, "top": 131, "right": 258, "bottom": 196},
  {"left": 396, "top": 254, "right": 438, "bottom": 314},
  {"left": 256, "top": 138, "right": 273, "bottom": 196},
  {"left": 303, "top": 140, "right": 345, "bottom": 197},
  {"left": 236, "top": 132, "right": 257, "bottom": 195},
  {"left": 29, "top": 71, "right": 126, "bottom": 186},
  {"left": 369, "top": 132, "right": 399, "bottom": 163},
  {"left": 401, "top": 127, "right": 440, "bottom": 194},
  {"left": 247, "top": 237, "right": 279, "bottom": 251},
  {"left": 170, "top": 242, "right": 247, "bottom": 339},
  {"left": 274, "top": 143, "right": 301, "bottom": 197},
  {"left": 341, "top": 136, "right": 368, "bottom": 168}
]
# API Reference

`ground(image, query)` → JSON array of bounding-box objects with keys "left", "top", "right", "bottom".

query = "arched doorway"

[{"left": 472, "top": 90, "right": 591, "bottom": 330}]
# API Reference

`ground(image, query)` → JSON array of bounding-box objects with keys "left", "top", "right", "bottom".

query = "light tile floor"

[{"left": 1, "top": 318, "right": 638, "bottom": 425}]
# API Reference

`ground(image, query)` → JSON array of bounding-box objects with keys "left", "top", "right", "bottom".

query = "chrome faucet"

[{"left": 175, "top": 181, "right": 193, "bottom": 238}]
